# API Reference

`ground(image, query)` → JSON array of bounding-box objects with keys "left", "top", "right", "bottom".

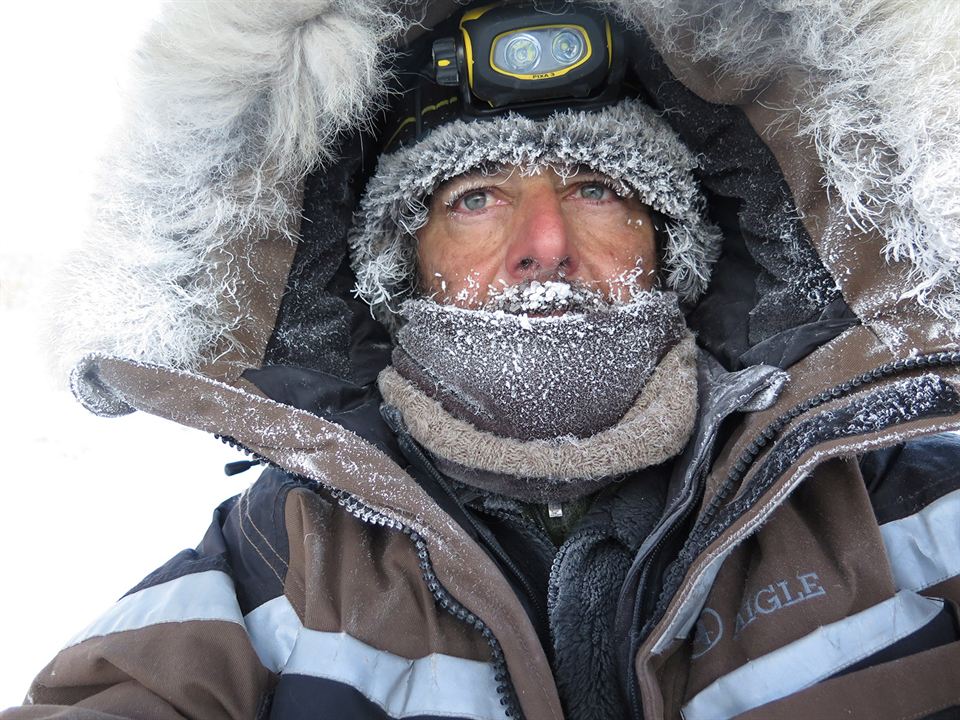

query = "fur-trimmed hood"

[
  {"left": 43, "top": 5, "right": 960, "bottom": 719},
  {"left": 56, "top": 0, "right": 960, "bottom": 407}
]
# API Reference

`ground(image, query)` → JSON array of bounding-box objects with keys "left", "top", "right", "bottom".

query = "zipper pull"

[{"left": 224, "top": 459, "right": 262, "bottom": 476}]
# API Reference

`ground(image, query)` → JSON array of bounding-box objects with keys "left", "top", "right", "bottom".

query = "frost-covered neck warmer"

[
  {"left": 377, "top": 292, "right": 699, "bottom": 501},
  {"left": 349, "top": 99, "right": 722, "bottom": 329},
  {"left": 396, "top": 292, "right": 686, "bottom": 438}
]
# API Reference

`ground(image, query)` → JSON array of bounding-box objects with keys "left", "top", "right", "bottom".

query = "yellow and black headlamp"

[
  {"left": 382, "top": 1, "right": 625, "bottom": 150},
  {"left": 435, "top": 2, "right": 622, "bottom": 110}
]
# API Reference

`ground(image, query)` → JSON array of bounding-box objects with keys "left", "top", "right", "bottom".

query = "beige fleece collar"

[{"left": 378, "top": 336, "right": 699, "bottom": 500}]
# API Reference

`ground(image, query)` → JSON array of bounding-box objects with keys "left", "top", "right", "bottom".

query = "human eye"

[
  {"left": 453, "top": 189, "right": 491, "bottom": 212},
  {"left": 578, "top": 182, "right": 613, "bottom": 201},
  {"left": 447, "top": 186, "right": 497, "bottom": 214},
  {"left": 569, "top": 175, "right": 627, "bottom": 204}
]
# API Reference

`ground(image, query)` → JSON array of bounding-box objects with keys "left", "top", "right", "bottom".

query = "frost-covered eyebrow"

[
  {"left": 555, "top": 166, "right": 622, "bottom": 184},
  {"left": 434, "top": 165, "right": 616, "bottom": 193},
  {"left": 429, "top": 166, "right": 630, "bottom": 211},
  {"left": 434, "top": 166, "right": 513, "bottom": 196}
]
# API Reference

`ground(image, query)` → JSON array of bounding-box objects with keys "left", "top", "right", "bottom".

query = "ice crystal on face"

[
  {"left": 427, "top": 260, "right": 656, "bottom": 317},
  {"left": 351, "top": 100, "right": 724, "bottom": 330},
  {"left": 483, "top": 280, "right": 609, "bottom": 316}
]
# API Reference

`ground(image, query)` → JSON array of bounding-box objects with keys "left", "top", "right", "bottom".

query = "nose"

[{"left": 504, "top": 185, "right": 580, "bottom": 282}]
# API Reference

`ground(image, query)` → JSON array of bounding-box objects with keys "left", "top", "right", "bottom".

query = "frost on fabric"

[
  {"left": 748, "top": 374, "right": 960, "bottom": 506},
  {"left": 624, "top": 0, "right": 960, "bottom": 335},
  {"left": 393, "top": 289, "right": 687, "bottom": 440},
  {"left": 50, "top": 0, "right": 406, "bottom": 380},
  {"left": 745, "top": 195, "right": 842, "bottom": 343}
]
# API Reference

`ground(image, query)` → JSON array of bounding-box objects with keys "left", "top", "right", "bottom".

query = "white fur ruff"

[
  {"left": 50, "top": 0, "right": 404, "bottom": 376},
  {"left": 610, "top": 0, "right": 960, "bottom": 329}
]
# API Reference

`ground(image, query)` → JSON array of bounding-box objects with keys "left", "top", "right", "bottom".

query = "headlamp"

[
  {"left": 432, "top": 2, "right": 622, "bottom": 110},
  {"left": 382, "top": 2, "right": 625, "bottom": 150}
]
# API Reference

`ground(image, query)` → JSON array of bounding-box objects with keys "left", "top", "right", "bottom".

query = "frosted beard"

[{"left": 377, "top": 281, "right": 700, "bottom": 502}]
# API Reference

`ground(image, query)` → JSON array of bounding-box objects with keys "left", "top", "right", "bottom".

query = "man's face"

[{"left": 416, "top": 165, "right": 657, "bottom": 308}]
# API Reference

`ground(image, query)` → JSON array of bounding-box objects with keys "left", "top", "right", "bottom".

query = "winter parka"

[{"left": 4, "top": 1, "right": 960, "bottom": 719}]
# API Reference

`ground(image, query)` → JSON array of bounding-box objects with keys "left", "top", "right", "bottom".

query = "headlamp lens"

[
  {"left": 551, "top": 30, "right": 584, "bottom": 65},
  {"left": 492, "top": 26, "right": 590, "bottom": 77},
  {"left": 503, "top": 33, "right": 542, "bottom": 72}
]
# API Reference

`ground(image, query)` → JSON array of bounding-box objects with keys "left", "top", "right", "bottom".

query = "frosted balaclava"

[{"left": 348, "top": 100, "right": 720, "bottom": 502}]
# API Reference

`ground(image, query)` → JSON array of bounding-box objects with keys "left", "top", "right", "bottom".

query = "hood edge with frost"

[{"left": 50, "top": 0, "right": 960, "bottom": 387}]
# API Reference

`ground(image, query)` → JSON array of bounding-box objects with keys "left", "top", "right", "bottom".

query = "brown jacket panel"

[
  {"left": 636, "top": 406, "right": 960, "bottom": 720},
  {"left": 1, "top": 709, "right": 134, "bottom": 720},
  {"left": 684, "top": 457, "right": 897, "bottom": 700},
  {"left": 283, "top": 486, "right": 494, "bottom": 662},
  {"left": 71, "top": 355, "right": 565, "bottom": 720},
  {"left": 9, "top": 623, "right": 271, "bottom": 720},
  {"left": 732, "top": 638, "right": 960, "bottom": 720}
]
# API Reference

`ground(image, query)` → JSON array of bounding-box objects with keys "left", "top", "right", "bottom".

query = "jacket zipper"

[
  {"left": 397, "top": 432, "right": 551, "bottom": 626},
  {"left": 624, "top": 499, "right": 701, "bottom": 720},
  {"left": 661, "top": 350, "right": 960, "bottom": 599},
  {"left": 213, "top": 434, "right": 525, "bottom": 719},
  {"left": 331, "top": 488, "right": 524, "bottom": 720}
]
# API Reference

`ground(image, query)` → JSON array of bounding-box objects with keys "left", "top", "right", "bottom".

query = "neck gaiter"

[{"left": 391, "top": 290, "right": 689, "bottom": 441}]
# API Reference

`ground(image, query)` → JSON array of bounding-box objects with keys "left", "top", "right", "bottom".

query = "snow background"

[
  {"left": 3, "top": 1, "right": 956, "bottom": 712},
  {"left": 0, "top": 3, "right": 251, "bottom": 707}
]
